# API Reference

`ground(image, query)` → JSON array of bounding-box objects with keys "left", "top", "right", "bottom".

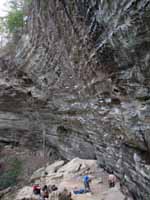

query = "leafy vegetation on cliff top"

[{"left": 0, "top": 0, "right": 32, "bottom": 45}]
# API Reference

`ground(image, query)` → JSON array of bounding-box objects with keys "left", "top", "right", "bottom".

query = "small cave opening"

[
  {"left": 111, "top": 97, "right": 121, "bottom": 104},
  {"left": 140, "top": 150, "right": 150, "bottom": 165},
  {"left": 86, "top": 134, "right": 90, "bottom": 139},
  {"left": 124, "top": 143, "right": 150, "bottom": 165},
  {"left": 57, "top": 126, "right": 71, "bottom": 144},
  {"left": 57, "top": 126, "right": 69, "bottom": 135},
  {"left": 113, "top": 88, "right": 119, "bottom": 93}
]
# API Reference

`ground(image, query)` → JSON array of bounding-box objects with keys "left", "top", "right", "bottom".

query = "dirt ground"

[
  {"left": 59, "top": 170, "right": 126, "bottom": 200},
  {"left": 13, "top": 158, "right": 131, "bottom": 200}
]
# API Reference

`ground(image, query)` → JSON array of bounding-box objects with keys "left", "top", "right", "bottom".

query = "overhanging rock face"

[{"left": 0, "top": 0, "right": 150, "bottom": 199}]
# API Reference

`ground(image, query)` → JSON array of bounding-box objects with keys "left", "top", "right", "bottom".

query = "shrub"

[
  {"left": 2, "top": 0, "right": 32, "bottom": 34},
  {"left": 6, "top": 9, "right": 24, "bottom": 33},
  {"left": 0, "top": 158, "right": 22, "bottom": 190}
]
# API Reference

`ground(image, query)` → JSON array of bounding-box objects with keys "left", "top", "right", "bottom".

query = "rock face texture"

[{"left": 0, "top": 0, "right": 150, "bottom": 199}]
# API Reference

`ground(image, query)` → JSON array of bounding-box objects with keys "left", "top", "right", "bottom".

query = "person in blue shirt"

[{"left": 83, "top": 175, "right": 91, "bottom": 192}]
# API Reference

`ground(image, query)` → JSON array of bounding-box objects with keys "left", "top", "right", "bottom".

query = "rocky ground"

[{"left": 10, "top": 158, "right": 132, "bottom": 200}]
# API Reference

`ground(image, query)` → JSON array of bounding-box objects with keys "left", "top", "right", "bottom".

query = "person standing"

[
  {"left": 108, "top": 172, "right": 117, "bottom": 188},
  {"left": 33, "top": 184, "right": 41, "bottom": 195},
  {"left": 41, "top": 185, "right": 49, "bottom": 200},
  {"left": 83, "top": 175, "right": 91, "bottom": 192}
]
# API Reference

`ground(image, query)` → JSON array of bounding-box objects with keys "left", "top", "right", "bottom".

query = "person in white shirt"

[{"left": 108, "top": 172, "right": 117, "bottom": 188}]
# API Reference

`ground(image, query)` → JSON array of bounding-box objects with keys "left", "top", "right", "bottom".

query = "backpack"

[{"left": 33, "top": 185, "right": 41, "bottom": 195}]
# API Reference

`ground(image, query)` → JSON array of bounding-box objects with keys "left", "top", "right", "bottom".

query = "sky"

[
  {"left": 0, "top": 0, "right": 9, "bottom": 46},
  {"left": 0, "top": 0, "right": 9, "bottom": 17}
]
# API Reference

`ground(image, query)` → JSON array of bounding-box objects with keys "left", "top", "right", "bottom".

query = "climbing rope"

[
  {"left": 42, "top": 127, "right": 47, "bottom": 186},
  {"left": 33, "top": 110, "right": 47, "bottom": 186},
  {"left": 12, "top": 131, "right": 17, "bottom": 147}
]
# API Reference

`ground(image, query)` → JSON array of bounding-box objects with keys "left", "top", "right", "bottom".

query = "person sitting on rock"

[
  {"left": 58, "top": 188, "right": 72, "bottom": 200},
  {"left": 51, "top": 184, "right": 58, "bottom": 192},
  {"left": 83, "top": 175, "right": 91, "bottom": 192},
  {"left": 108, "top": 171, "right": 116, "bottom": 188},
  {"left": 33, "top": 184, "right": 41, "bottom": 195},
  {"left": 41, "top": 185, "right": 49, "bottom": 200}
]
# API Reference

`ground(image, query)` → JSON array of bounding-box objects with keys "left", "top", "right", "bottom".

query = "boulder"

[
  {"left": 46, "top": 160, "right": 65, "bottom": 174},
  {"left": 31, "top": 161, "right": 65, "bottom": 182},
  {"left": 15, "top": 186, "right": 33, "bottom": 200},
  {"left": 49, "top": 189, "right": 72, "bottom": 200},
  {"left": 30, "top": 167, "right": 45, "bottom": 182},
  {"left": 58, "top": 188, "right": 72, "bottom": 200},
  {"left": 57, "top": 158, "right": 97, "bottom": 176},
  {"left": 0, "top": 187, "right": 11, "bottom": 198},
  {"left": 15, "top": 186, "right": 42, "bottom": 200}
]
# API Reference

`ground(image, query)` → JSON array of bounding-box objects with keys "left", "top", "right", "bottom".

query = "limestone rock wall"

[{"left": 0, "top": 0, "right": 150, "bottom": 199}]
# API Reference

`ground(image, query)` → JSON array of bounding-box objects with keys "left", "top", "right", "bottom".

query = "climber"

[
  {"left": 50, "top": 184, "right": 58, "bottom": 192},
  {"left": 83, "top": 175, "right": 91, "bottom": 192},
  {"left": 108, "top": 171, "right": 116, "bottom": 188},
  {"left": 58, "top": 188, "right": 72, "bottom": 200},
  {"left": 33, "top": 184, "right": 41, "bottom": 195},
  {"left": 41, "top": 185, "right": 49, "bottom": 200},
  {"left": 23, "top": 15, "right": 31, "bottom": 24}
]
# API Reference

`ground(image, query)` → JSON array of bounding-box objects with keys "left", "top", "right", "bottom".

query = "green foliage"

[
  {"left": 1, "top": 0, "right": 32, "bottom": 34},
  {"left": 6, "top": 9, "right": 24, "bottom": 33},
  {"left": 136, "top": 96, "right": 150, "bottom": 102},
  {"left": 0, "top": 18, "right": 4, "bottom": 33},
  {"left": 0, "top": 18, "right": 7, "bottom": 34},
  {"left": 0, "top": 158, "right": 22, "bottom": 190},
  {"left": 25, "top": 0, "right": 32, "bottom": 6}
]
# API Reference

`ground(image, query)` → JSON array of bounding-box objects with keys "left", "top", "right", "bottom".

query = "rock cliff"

[{"left": 0, "top": 0, "right": 150, "bottom": 199}]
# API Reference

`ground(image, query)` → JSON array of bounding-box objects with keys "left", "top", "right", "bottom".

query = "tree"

[
  {"left": 0, "top": 18, "right": 4, "bottom": 33},
  {"left": 0, "top": 0, "right": 32, "bottom": 45},
  {"left": 6, "top": 9, "right": 24, "bottom": 33},
  {"left": 5, "top": 0, "right": 24, "bottom": 33},
  {"left": 4, "top": 0, "right": 32, "bottom": 34}
]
